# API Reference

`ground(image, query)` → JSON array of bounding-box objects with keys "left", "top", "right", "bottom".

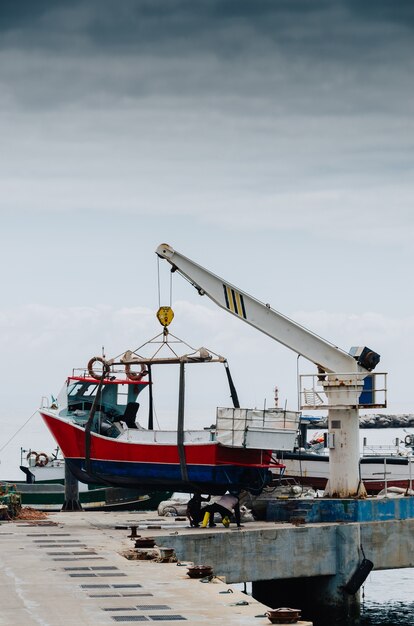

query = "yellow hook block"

[{"left": 156, "top": 306, "right": 174, "bottom": 327}]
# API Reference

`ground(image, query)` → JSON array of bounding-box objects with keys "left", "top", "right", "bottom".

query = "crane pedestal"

[{"left": 324, "top": 407, "right": 366, "bottom": 498}]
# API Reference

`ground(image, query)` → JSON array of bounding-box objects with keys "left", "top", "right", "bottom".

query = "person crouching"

[{"left": 201, "top": 492, "right": 241, "bottom": 528}]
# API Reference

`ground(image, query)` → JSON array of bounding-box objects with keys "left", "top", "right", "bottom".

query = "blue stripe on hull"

[{"left": 66, "top": 458, "right": 271, "bottom": 495}]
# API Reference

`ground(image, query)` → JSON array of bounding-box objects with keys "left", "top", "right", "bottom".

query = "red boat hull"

[{"left": 40, "top": 411, "right": 274, "bottom": 494}]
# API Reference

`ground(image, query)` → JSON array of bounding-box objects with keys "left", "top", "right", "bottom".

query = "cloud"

[
  {"left": 0, "top": 2, "right": 413, "bottom": 247},
  {"left": 0, "top": 2, "right": 413, "bottom": 238},
  {"left": 1, "top": 1, "right": 414, "bottom": 110},
  {"left": 1, "top": 299, "right": 412, "bottom": 414}
]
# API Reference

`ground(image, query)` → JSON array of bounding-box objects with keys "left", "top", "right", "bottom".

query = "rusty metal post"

[{"left": 61, "top": 463, "right": 82, "bottom": 511}]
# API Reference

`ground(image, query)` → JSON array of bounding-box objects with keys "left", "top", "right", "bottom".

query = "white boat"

[{"left": 276, "top": 435, "right": 414, "bottom": 495}]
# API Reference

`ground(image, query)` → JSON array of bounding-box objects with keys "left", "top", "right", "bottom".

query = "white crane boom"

[
  {"left": 156, "top": 242, "right": 384, "bottom": 498},
  {"left": 156, "top": 243, "right": 362, "bottom": 375}
]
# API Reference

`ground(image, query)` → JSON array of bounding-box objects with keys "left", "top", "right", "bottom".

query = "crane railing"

[{"left": 299, "top": 372, "right": 387, "bottom": 411}]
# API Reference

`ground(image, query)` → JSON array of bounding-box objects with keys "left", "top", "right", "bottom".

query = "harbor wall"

[
  {"left": 308, "top": 413, "right": 414, "bottom": 428},
  {"left": 156, "top": 511, "right": 414, "bottom": 626},
  {"left": 156, "top": 517, "right": 414, "bottom": 583}
]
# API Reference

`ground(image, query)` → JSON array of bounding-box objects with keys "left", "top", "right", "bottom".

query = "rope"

[
  {"left": 157, "top": 254, "right": 173, "bottom": 308},
  {"left": 0, "top": 410, "right": 38, "bottom": 455},
  {"left": 360, "top": 543, "right": 366, "bottom": 560}
]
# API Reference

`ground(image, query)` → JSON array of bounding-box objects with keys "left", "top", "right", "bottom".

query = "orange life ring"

[
  {"left": 125, "top": 362, "right": 148, "bottom": 381},
  {"left": 35, "top": 452, "right": 49, "bottom": 467},
  {"left": 87, "top": 356, "right": 110, "bottom": 380},
  {"left": 26, "top": 451, "right": 38, "bottom": 462}
]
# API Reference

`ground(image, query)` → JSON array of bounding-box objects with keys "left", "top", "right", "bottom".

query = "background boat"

[
  {"left": 2, "top": 447, "right": 172, "bottom": 512},
  {"left": 275, "top": 422, "right": 414, "bottom": 494}
]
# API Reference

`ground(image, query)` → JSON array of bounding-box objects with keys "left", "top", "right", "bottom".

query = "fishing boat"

[
  {"left": 38, "top": 325, "right": 300, "bottom": 496},
  {"left": 3, "top": 447, "right": 171, "bottom": 512},
  {"left": 275, "top": 421, "right": 414, "bottom": 494}
]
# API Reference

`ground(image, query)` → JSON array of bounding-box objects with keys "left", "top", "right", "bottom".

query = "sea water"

[
  {"left": 358, "top": 430, "right": 414, "bottom": 626},
  {"left": 361, "top": 568, "right": 414, "bottom": 624}
]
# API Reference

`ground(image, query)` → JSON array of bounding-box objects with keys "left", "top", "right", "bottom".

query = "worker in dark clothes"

[
  {"left": 186, "top": 493, "right": 211, "bottom": 527},
  {"left": 201, "top": 492, "right": 241, "bottom": 528}
]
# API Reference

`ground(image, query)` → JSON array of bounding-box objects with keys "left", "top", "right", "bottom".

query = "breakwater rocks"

[{"left": 307, "top": 414, "right": 414, "bottom": 429}]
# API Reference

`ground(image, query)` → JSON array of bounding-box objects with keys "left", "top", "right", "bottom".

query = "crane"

[{"left": 156, "top": 243, "right": 383, "bottom": 498}]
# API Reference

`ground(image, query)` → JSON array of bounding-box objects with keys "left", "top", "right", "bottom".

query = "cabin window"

[
  {"left": 83, "top": 384, "right": 98, "bottom": 397},
  {"left": 68, "top": 383, "right": 83, "bottom": 396}
]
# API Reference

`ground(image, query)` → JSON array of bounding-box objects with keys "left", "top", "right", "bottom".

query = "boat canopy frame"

[{"left": 83, "top": 337, "right": 242, "bottom": 490}]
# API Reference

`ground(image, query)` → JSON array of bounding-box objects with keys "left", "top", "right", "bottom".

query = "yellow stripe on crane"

[
  {"left": 225, "top": 285, "right": 236, "bottom": 313},
  {"left": 235, "top": 291, "right": 244, "bottom": 318},
  {"left": 223, "top": 284, "right": 246, "bottom": 319}
]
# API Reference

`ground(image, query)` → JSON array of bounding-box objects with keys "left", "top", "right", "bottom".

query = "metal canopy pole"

[
  {"left": 177, "top": 361, "right": 189, "bottom": 483},
  {"left": 147, "top": 364, "right": 154, "bottom": 430}
]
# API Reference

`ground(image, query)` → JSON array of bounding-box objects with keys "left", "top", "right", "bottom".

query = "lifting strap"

[
  {"left": 224, "top": 361, "right": 240, "bottom": 408},
  {"left": 85, "top": 372, "right": 106, "bottom": 477}
]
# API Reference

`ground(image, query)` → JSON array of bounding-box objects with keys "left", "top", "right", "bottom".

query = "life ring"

[
  {"left": 35, "top": 452, "right": 49, "bottom": 467},
  {"left": 87, "top": 356, "right": 110, "bottom": 380},
  {"left": 125, "top": 362, "right": 148, "bottom": 381},
  {"left": 404, "top": 434, "right": 413, "bottom": 446},
  {"left": 26, "top": 451, "right": 38, "bottom": 462}
]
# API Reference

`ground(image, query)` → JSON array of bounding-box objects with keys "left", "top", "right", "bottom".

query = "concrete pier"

[
  {"left": 252, "top": 524, "right": 362, "bottom": 626},
  {"left": 0, "top": 510, "right": 312, "bottom": 626},
  {"left": 3, "top": 499, "right": 413, "bottom": 626}
]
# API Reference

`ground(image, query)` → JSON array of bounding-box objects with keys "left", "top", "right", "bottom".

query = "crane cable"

[{"left": 157, "top": 256, "right": 173, "bottom": 309}]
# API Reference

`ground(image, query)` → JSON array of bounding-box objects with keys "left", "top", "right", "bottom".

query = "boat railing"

[
  {"left": 123, "top": 429, "right": 215, "bottom": 444},
  {"left": 362, "top": 443, "right": 406, "bottom": 457},
  {"left": 40, "top": 396, "right": 50, "bottom": 408},
  {"left": 299, "top": 372, "right": 387, "bottom": 410},
  {"left": 361, "top": 456, "right": 414, "bottom": 495}
]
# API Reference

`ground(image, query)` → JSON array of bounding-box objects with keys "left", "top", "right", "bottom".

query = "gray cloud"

[
  {"left": 0, "top": 0, "right": 413, "bottom": 245},
  {"left": 2, "top": 2, "right": 414, "bottom": 95}
]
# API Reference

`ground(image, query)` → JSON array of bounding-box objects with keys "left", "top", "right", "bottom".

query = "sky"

[{"left": 1, "top": 0, "right": 414, "bottom": 477}]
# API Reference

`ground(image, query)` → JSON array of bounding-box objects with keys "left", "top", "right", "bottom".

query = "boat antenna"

[{"left": 274, "top": 386, "right": 279, "bottom": 408}]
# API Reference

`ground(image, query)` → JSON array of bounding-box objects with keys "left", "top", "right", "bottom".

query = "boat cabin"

[{"left": 56, "top": 376, "right": 149, "bottom": 436}]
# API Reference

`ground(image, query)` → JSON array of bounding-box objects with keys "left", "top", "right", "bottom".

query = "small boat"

[
  {"left": 38, "top": 329, "right": 300, "bottom": 496},
  {"left": 2, "top": 447, "right": 172, "bottom": 512}
]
